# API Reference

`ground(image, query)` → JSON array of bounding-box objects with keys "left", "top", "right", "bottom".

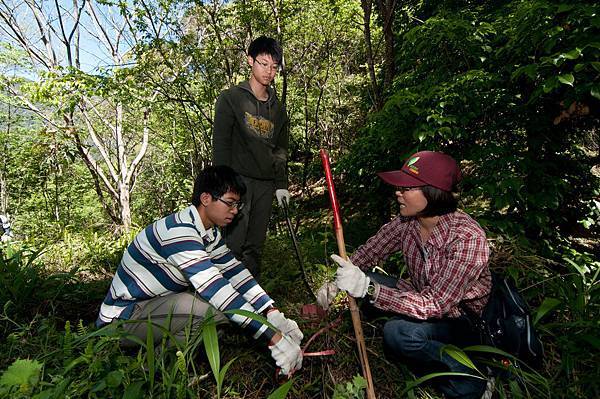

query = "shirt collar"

[
  {"left": 427, "top": 213, "right": 454, "bottom": 248},
  {"left": 410, "top": 213, "right": 455, "bottom": 248},
  {"left": 188, "top": 205, "right": 215, "bottom": 241}
]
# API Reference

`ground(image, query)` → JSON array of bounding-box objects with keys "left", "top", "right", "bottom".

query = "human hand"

[
  {"left": 269, "top": 334, "right": 303, "bottom": 376},
  {"left": 331, "top": 254, "right": 370, "bottom": 298},
  {"left": 275, "top": 189, "right": 291, "bottom": 207},
  {"left": 316, "top": 282, "right": 339, "bottom": 310},
  {"left": 267, "top": 309, "right": 303, "bottom": 345}
]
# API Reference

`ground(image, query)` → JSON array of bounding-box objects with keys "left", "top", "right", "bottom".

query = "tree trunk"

[
  {"left": 377, "top": 0, "right": 396, "bottom": 93},
  {"left": 269, "top": 0, "right": 287, "bottom": 107},
  {"left": 119, "top": 181, "right": 132, "bottom": 232},
  {"left": 1, "top": 103, "right": 10, "bottom": 215},
  {"left": 0, "top": 166, "right": 6, "bottom": 216},
  {"left": 361, "top": 0, "right": 382, "bottom": 109}
]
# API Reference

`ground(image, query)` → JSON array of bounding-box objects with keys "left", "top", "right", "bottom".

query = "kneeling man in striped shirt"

[{"left": 97, "top": 165, "right": 302, "bottom": 376}]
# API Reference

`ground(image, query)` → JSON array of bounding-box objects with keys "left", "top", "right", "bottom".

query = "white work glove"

[
  {"left": 331, "top": 254, "right": 370, "bottom": 298},
  {"left": 275, "top": 189, "right": 291, "bottom": 207},
  {"left": 267, "top": 309, "right": 304, "bottom": 345},
  {"left": 269, "top": 334, "right": 303, "bottom": 376},
  {"left": 316, "top": 282, "right": 339, "bottom": 310}
]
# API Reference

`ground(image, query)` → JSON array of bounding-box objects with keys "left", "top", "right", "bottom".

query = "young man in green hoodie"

[{"left": 212, "top": 36, "right": 290, "bottom": 279}]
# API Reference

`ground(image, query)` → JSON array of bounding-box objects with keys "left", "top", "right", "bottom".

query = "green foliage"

[
  {"left": 342, "top": 0, "right": 600, "bottom": 240},
  {"left": 0, "top": 359, "right": 43, "bottom": 398},
  {"left": 332, "top": 375, "right": 367, "bottom": 399},
  {"left": 202, "top": 309, "right": 230, "bottom": 399},
  {"left": 267, "top": 378, "right": 294, "bottom": 399},
  {"left": 0, "top": 0, "right": 598, "bottom": 397}
]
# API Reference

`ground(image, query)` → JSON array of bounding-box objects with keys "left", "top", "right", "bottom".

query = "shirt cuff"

[{"left": 255, "top": 299, "right": 275, "bottom": 314}]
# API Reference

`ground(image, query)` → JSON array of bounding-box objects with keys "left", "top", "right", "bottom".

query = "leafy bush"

[{"left": 341, "top": 0, "right": 600, "bottom": 240}]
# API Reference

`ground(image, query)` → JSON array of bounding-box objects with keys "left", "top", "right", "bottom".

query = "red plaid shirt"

[{"left": 351, "top": 211, "right": 491, "bottom": 320}]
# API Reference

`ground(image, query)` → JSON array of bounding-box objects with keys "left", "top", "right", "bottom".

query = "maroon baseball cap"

[{"left": 377, "top": 151, "right": 461, "bottom": 192}]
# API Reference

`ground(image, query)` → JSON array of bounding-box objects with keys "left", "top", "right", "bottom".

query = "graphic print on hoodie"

[
  {"left": 244, "top": 111, "right": 274, "bottom": 139},
  {"left": 212, "top": 80, "right": 289, "bottom": 189}
]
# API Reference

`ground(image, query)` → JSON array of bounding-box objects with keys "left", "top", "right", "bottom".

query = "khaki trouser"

[{"left": 120, "top": 292, "right": 228, "bottom": 346}]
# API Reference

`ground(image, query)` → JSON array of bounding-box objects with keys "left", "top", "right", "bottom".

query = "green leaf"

[
  {"left": 542, "top": 77, "right": 559, "bottom": 93},
  {"left": 533, "top": 298, "right": 561, "bottom": 325},
  {"left": 202, "top": 308, "right": 221, "bottom": 393},
  {"left": 105, "top": 370, "right": 123, "bottom": 388},
  {"left": 579, "top": 334, "right": 600, "bottom": 350},
  {"left": 122, "top": 381, "right": 145, "bottom": 399},
  {"left": 439, "top": 126, "right": 452, "bottom": 136},
  {"left": 557, "top": 73, "right": 574, "bottom": 86},
  {"left": 91, "top": 379, "right": 107, "bottom": 393},
  {"left": 145, "top": 317, "right": 155, "bottom": 389},
  {"left": 218, "top": 358, "right": 237, "bottom": 389},
  {"left": 401, "top": 372, "right": 484, "bottom": 396},
  {"left": 509, "top": 378, "right": 524, "bottom": 398},
  {"left": 0, "top": 359, "right": 43, "bottom": 389},
  {"left": 442, "top": 345, "right": 480, "bottom": 373},
  {"left": 463, "top": 345, "right": 517, "bottom": 359},
  {"left": 512, "top": 64, "right": 538, "bottom": 80},
  {"left": 267, "top": 378, "right": 294, "bottom": 399},
  {"left": 557, "top": 4, "right": 574, "bottom": 13},
  {"left": 223, "top": 308, "right": 276, "bottom": 330},
  {"left": 564, "top": 257, "right": 590, "bottom": 279},
  {"left": 562, "top": 48, "right": 582, "bottom": 60},
  {"left": 32, "top": 389, "right": 54, "bottom": 399},
  {"left": 591, "top": 85, "right": 600, "bottom": 100}
]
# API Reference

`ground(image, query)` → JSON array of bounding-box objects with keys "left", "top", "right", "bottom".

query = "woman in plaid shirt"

[{"left": 321, "top": 151, "right": 492, "bottom": 399}]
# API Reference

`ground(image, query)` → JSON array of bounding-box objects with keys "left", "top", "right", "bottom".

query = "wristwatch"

[{"left": 366, "top": 281, "right": 376, "bottom": 297}]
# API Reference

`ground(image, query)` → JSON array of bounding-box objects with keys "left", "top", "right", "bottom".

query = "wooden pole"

[{"left": 320, "top": 149, "right": 376, "bottom": 399}]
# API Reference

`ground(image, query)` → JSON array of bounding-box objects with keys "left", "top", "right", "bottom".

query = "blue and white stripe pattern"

[{"left": 97, "top": 205, "right": 274, "bottom": 339}]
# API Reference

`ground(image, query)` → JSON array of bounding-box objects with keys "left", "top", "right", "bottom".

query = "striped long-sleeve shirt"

[
  {"left": 351, "top": 211, "right": 491, "bottom": 320},
  {"left": 97, "top": 205, "right": 275, "bottom": 340}
]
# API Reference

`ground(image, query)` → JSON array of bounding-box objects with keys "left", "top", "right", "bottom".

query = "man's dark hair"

[
  {"left": 417, "top": 185, "right": 458, "bottom": 217},
  {"left": 248, "top": 36, "right": 283, "bottom": 64},
  {"left": 191, "top": 165, "right": 246, "bottom": 206}
]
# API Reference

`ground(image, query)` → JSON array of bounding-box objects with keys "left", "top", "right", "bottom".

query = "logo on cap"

[{"left": 406, "top": 156, "right": 420, "bottom": 174}]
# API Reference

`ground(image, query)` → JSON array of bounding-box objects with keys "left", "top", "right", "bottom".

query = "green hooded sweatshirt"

[{"left": 212, "top": 81, "right": 289, "bottom": 189}]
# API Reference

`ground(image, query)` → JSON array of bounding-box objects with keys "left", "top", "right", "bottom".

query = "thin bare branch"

[
  {"left": 24, "top": 0, "right": 58, "bottom": 67},
  {"left": 79, "top": 100, "right": 120, "bottom": 182},
  {"left": 85, "top": 0, "right": 118, "bottom": 62}
]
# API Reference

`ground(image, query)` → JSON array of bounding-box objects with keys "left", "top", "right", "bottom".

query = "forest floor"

[{"left": 0, "top": 206, "right": 598, "bottom": 398}]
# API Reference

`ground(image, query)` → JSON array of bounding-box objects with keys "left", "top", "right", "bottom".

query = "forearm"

[
  {"left": 351, "top": 217, "right": 405, "bottom": 270},
  {"left": 212, "top": 244, "right": 275, "bottom": 312}
]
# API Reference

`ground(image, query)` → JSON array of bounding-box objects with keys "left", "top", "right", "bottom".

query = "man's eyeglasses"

[
  {"left": 396, "top": 186, "right": 422, "bottom": 193},
  {"left": 254, "top": 58, "right": 280, "bottom": 73},
  {"left": 213, "top": 195, "right": 245, "bottom": 210}
]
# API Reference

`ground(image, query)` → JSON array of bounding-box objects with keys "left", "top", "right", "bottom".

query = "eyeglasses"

[
  {"left": 213, "top": 196, "right": 245, "bottom": 210},
  {"left": 254, "top": 58, "right": 280, "bottom": 73},
  {"left": 396, "top": 186, "right": 422, "bottom": 193}
]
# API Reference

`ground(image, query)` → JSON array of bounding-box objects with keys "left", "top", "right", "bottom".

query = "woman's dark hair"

[
  {"left": 417, "top": 185, "right": 458, "bottom": 217},
  {"left": 248, "top": 36, "right": 283, "bottom": 64},
  {"left": 191, "top": 165, "right": 246, "bottom": 206}
]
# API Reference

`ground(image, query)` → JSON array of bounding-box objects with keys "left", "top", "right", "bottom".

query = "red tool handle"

[
  {"left": 320, "top": 149, "right": 343, "bottom": 232},
  {"left": 319, "top": 149, "right": 376, "bottom": 399}
]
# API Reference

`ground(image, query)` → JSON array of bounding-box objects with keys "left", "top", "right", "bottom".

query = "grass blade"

[
  {"left": 146, "top": 316, "right": 155, "bottom": 389},
  {"left": 267, "top": 378, "right": 294, "bottom": 399},
  {"left": 202, "top": 308, "right": 221, "bottom": 397}
]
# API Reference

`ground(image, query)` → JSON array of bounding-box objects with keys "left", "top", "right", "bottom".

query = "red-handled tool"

[{"left": 320, "top": 149, "right": 376, "bottom": 399}]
